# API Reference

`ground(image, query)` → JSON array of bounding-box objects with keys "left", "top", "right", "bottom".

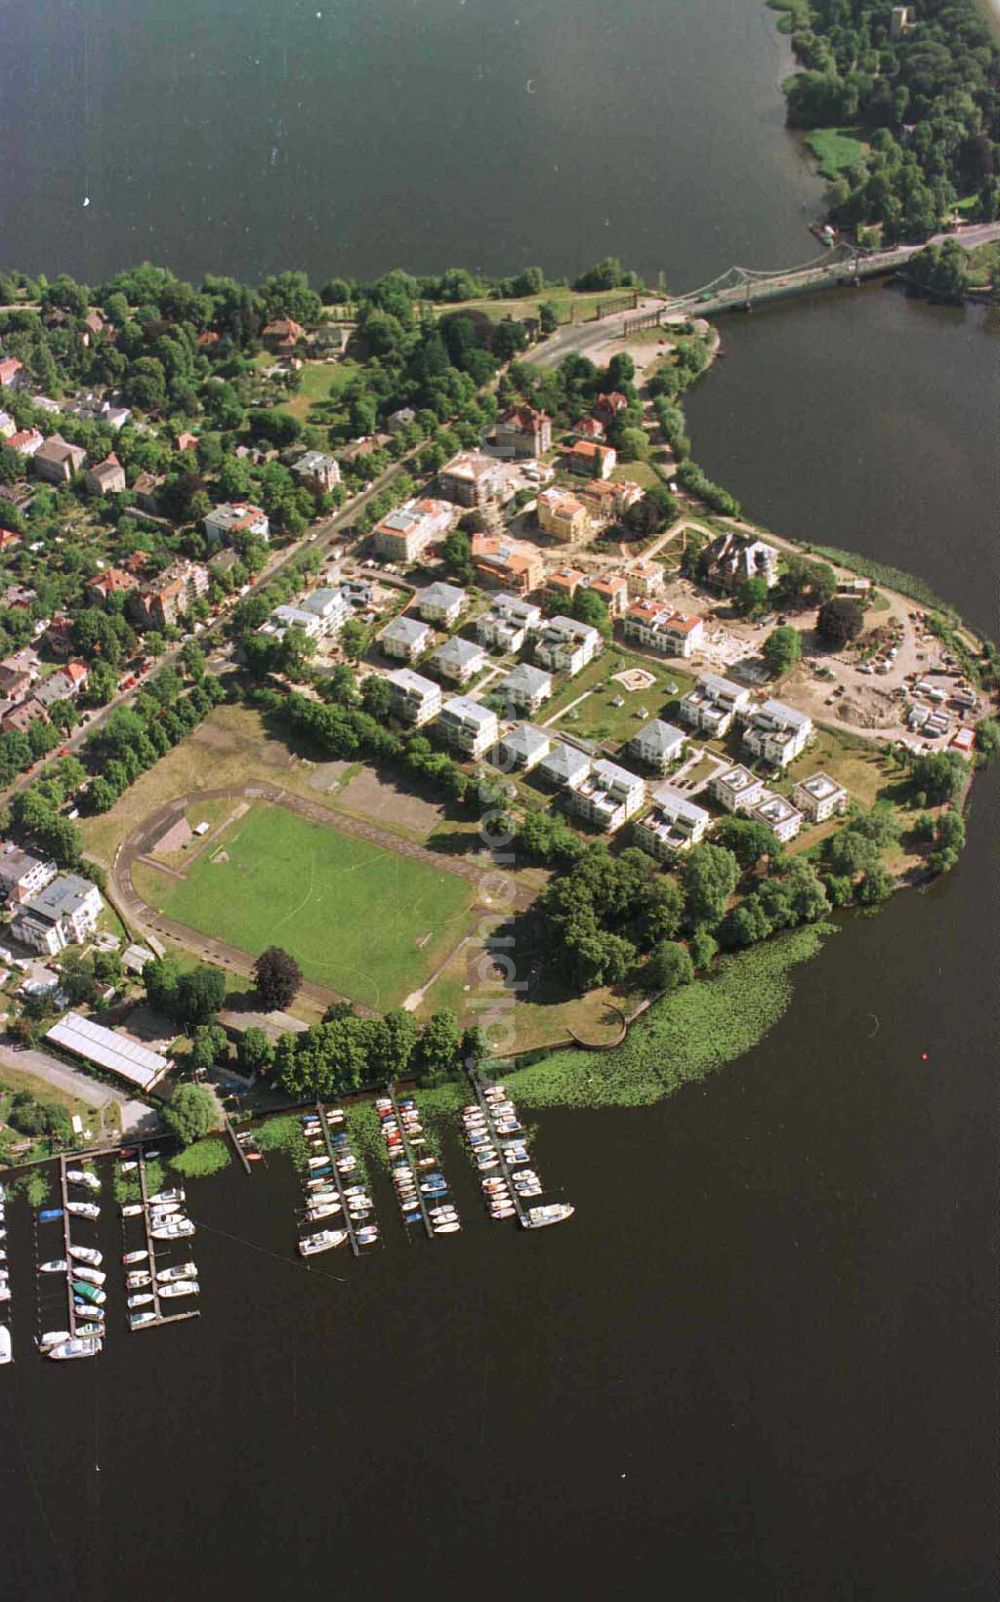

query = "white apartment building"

[
  {"left": 415, "top": 582, "right": 468, "bottom": 628},
  {"left": 499, "top": 663, "right": 553, "bottom": 715},
  {"left": 792, "top": 772, "right": 849, "bottom": 823},
  {"left": 710, "top": 763, "right": 765, "bottom": 814},
  {"left": 634, "top": 788, "right": 711, "bottom": 859},
  {"left": 679, "top": 673, "right": 752, "bottom": 737},
  {"left": 750, "top": 790, "right": 804, "bottom": 843},
  {"left": 742, "top": 700, "right": 813, "bottom": 769},
  {"left": 12, "top": 874, "right": 103, "bottom": 956},
  {"left": 385, "top": 668, "right": 443, "bottom": 727},
  {"left": 495, "top": 723, "right": 552, "bottom": 773},
  {"left": 429, "top": 636, "right": 487, "bottom": 686},
  {"left": 379, "top": 615, "right": 433, "bottom": 661},
  {"left": 627, "top": 719, "right": 686, "bottom": 775},
  {"left": 476, "top": 595, "right": 542, "bottom": 655},
  {"left": 436, "top": 696, "right": 498, "bottom": 760},
  {"left": 534, "top": 616, "right": 602, "bottom": 677},
  {"left": 565, "top": 759, "right": 646, "bottom": 834},
  {"left": 622, "top": 604, "right": 706, "bottom": 659}
]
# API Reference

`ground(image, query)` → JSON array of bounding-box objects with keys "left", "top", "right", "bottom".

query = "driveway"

[{"left": 0, "top": 1041, "right": 160, "bottom": 1134}]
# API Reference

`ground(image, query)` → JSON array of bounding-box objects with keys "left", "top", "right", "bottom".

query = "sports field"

[{"left": 134, "top": 803, "right": 474, "bottom": 1010}]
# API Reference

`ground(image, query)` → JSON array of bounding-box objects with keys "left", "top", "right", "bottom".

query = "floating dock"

[
  {"left": 123, "top": 1150, "right": 201, "bottom": 1331},
  {"left": 309, "top": 1103, "right": 361, "bottom": 1257}
]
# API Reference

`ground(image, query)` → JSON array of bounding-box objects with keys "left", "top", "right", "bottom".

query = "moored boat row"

[
  {"left": 376, "top": 1092, "right": 461, "bottom": 1238},
  {"left": 462, "top": 1083, "right": 574, "bottom": 1230},
  {"left": 297, "top": 1106, "right": 379, "bottom": 1257}
]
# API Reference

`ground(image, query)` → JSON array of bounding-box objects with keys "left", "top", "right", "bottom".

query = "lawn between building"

[{"left": 131, "top": 801, "right": 475, "bottom": 1012}]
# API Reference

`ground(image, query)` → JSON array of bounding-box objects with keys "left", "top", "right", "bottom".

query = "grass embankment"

[
  {"left": 803, "top": 127, "right": 868, "bottom": 179},
  {"left": 800, "top": 544, "right": 959, "bottom": 619},
  {"left": 170, "top": 1138, "right": 230, "bottom": 1178},
  {"left": 254, "top": 1114, "right": 310, "bottom": 1169},
  {"left": 418, "top": 924, "right": 834, "bottom": 1113},
  {"left": 135, "top": 801, "right": 474, "bottom": 1011},
  {"left": 113, "top": 1157, "right": 165, "bottom": 1203}
]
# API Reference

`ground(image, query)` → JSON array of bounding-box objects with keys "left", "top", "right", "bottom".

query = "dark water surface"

[
  {"left": 685, "top": 284, "right": 1000, "bottom": 638},
  {"left": 0, "top": 0, "right": 996, "bottom": 1595},
  {"left": 0, "top": 0, "right": 820, "bottom": 287},
  {"left": 0, "top": 781, "right": 996, "bottom": 1601}
]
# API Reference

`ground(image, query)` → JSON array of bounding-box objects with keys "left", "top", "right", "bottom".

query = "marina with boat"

[
  {"left": 3, "top": 1079, "right": 572, "bottom": 1367},
  {"left": 377, "top": 1087, "right": 460, "bottom": 1240}
]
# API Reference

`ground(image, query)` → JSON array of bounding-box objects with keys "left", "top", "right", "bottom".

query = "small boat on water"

[
  {"left": 120, "top": 1203, "right": 144, "bottom": 1218},
  {"left": 159, "top": 1280, "right": 199, "bottom": 1299},
  {"left": 76, "top": 1322, "right": 103, "bottom": 1339},
  {"left": 130, "top": 1310, "right": 157, "bottom": 1330},
  {"left": 150, "top": 1218, "right": 195, "bottom": 1240},
  {"left": 39, "top": 1259, "right": 68, "bottom": 1274},
  {"left": 122, "top": 1249, "right": 149, "bottom": 1265},
  {"left": 39, "top": 1330, "right": 71, "bottom": 1352},
  {"left": 128, "top": 1292, "right": 155, "bottom": 1310},
  {"left": 0, "top": 1325, "right": 10, "bottom": 1365},
  {"left": 72, "top": 1265, "right": 107, "bottom": 1287},
  {"left": 298, "top": 1230, "right": 348, "bottom": 1257},
  {"left": 156, "top": 1262, "right": 197, "bottom": 1284},
  {"left": 68, "top": 1245, "right": 103, "bottom": 1267},
  {"left": 433, "top": 1221, "right": 461, "bottom": 1235},
  {"left": 522, "top": 1203, "right": 575, "bottom": 1228},
  {"left": 148, "top": 1201, "right": 181, "bottom": 1217},
  {"left": 66, "top": 1170, "right": 101, "bottom": 1192},
  {"left": 48, "top": 1336, "right": 102, "bottom": 1361},
  {"left": 306, "top": 1202, "right": 342, "bottom": 1222},
  {"left": 66, "top": 1201, "right": 100, "bottom": 1221},
  {"left": 307, "top": 1157, "right": 332, "bottom": 1171},
  {"left": 144, "top": 1149, "right": 161, "bottom": 1159},
  {"left": 119, "top": 1160, "right": 138, "bottom": 1173},
  {"left": 0, "top": 1283, "right": 9, "bottom": 1303},
  {"left": 72, "top": 1280, "right": 106, "bottom": 1306},
  {"left": 127, "top": 1270, "right": 152, "bottom": 1289},
  {"left": 38, "top": 1208, "right": 64, "bottom": 1223},
  {"left": 355, "top": 1227, "right": 379, "bottom": 1245},
  {"left": 148, "top": 1189, "right": 184, "bottom": 1206}
]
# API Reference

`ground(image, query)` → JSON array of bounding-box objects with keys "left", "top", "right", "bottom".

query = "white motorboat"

[
  {"left": 119, "top": 1161, "right": 137, "bottom": 1173},
  {"left": 122, "top": 1249, "right": 149, "bottom": 1265},
  {"left": 66, "top": 1201, "right": 100, "bottom": 1221},
  {"left": 306, "top": 1202, "right": 342, "bottom": 1222},
  {"left": 155, "top": 1262, "right": 197, "bottom": 1284},
  {"left": 150, "top": 1218, "right": 195, "bottom": 1240},
  {"left": 72, "top": 1265, "right": 107, "bottom": 1287},
  {"left": 127, "top": 1271, "right": 152, "bottom": 1289},
  {"left": 298, "top": 1230, "right": 348, "bottom": 1257},
  {"left": 128, "top": 1292, "right": 155, "bottom": 1309},
  {"left": 39, "top": 1259, "right": 68, "bottom": 1274},
  {"left": 129, "top": 1310, "right": 157, "bottom": 1330},
  {"left": 68, "top": 1245, "right": 103, "bottom": 1267},
  {"left": 307, "top": 1156, "right": 331, "bottom": 1169},
  {"left": 522, "top": 1203, "right": 575, "bottom": 1228},
  {"left": 0, "top": 1325, "right": 10, "bottom": 1364},
  {"left": 159, "top": 1279, "right": 199, "bottom": 1299},
  {"left": 66, "top": 1170, "right": 101, "bottom": 1192},
  {"left": 433, "top": 1221, "right": 461, "bottom": 1234},
  {"left": 120, "top": 1203, "right": 144, "bottom": 1217},
  {"left": 48, "top": 1337, "right": 102, "bottom": 1360},
  {"left": 147, "top": 1201, "right": 181, "bottom": 1217},
  {"left": 148, "top": 1189, "right": 185, "bottom": 1206},
  {"left": 39, "top": 1330, "right": 72, "bottom": 1352}
]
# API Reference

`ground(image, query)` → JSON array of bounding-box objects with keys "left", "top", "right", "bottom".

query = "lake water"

[{"left": 0, "top": 1, "right": 996, "bottom": 1597}]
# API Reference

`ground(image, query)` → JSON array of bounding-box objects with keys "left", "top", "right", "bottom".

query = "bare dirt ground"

[{"left": 331, "top": 767, "right": 444, "bottom": 839}]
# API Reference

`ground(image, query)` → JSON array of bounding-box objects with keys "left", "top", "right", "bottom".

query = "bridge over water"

[{"left": 532, "top": 223, "right": 1000, "bottom": 366}]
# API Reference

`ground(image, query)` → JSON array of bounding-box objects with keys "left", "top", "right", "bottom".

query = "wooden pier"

[
  {"left": 224, "top": 1110, "right": 252, "bottom": 1175},
  {"left": 386, "top": 1085, "right": 434, "bottom": 1240},
  {"left": 57, "top": 1155, "right": 77, "bottom": 1337},
  {"left": 466, "top": 1075, "right": 529, "bottom": 1227},
  {"left": 128, "top": 1149, "right": 201, "bottom": 1331},
  {"left": 313, "top": 1103, "right": 361, "bottom": 1257}
]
